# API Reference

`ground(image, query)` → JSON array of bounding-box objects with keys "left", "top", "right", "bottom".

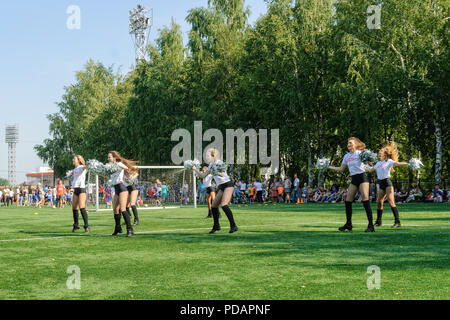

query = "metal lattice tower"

[
  {"left": 5, "top": 125, "right": 19, "bottom": 186},
  {"left": 129, "top": 5, "right": 153, "bottom": 62}
]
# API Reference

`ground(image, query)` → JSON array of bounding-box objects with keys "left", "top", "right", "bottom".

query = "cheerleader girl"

[
  {"left": 124, "top": 169, "right": 140, "bottom": 226},
  {"left": 71, "top": 155, "right": 89, "bottom": 233},
  {"left": 192, "top": 148, "right": 238, "bottom": 234},
  {"left": 328, "top": 137, "right": 375, "bottom": 232},
  {"left": 201, "top": 166, "right": 216, "bottom": 218},
  {"left": 366, "top": 143, "right": 408, "bottom": 228},
  {"left": 108, "top": 151, "right": 137, "bottom": 237}
]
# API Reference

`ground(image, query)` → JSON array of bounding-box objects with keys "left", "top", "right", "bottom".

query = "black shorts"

[
  {"left": 206, "top": 187, "right": 215, "bottom": 195},
  {"left": 127, "top": 185, "right": 137, "bottom": 193},
  {"left": 217, "top": 181, "right": 234, "bottom": 192},
  {"left": 73, "top": 188, "right": 86, "bottom": 196},
  {"left": 378, "top": 178, "right": 393, "bottom": 192},
  {"left": 350, "top": 173, "right": 369, "bottom": 187},
  {"left": 114, "top": 183, "right": 128, "bottom": 194}
]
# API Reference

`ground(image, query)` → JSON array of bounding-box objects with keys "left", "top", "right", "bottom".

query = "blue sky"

[{"left": 0, "top": 0, "right": 267, "bottom": 183}]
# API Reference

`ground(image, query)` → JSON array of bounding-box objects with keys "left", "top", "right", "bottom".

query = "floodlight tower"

[
  {"left": 5, "top": 125, "right": 19, "bottom": 186},
  {"left": 129, "top": 5, "right": 153, "bottom": 62}
]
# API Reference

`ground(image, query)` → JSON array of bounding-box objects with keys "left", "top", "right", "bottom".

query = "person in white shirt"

[
  {"left": 293, "top": 174, "right": 300, "bottom": 203},
  {"left": 70, "top": 155, "right": 89, "bottom": 233},
  {"left": 108, "top": 151, "right": 137, "bottom": 237},
  {"left": 366, "top": 143, "right": 408, "bottom": 228},
  {"left": 254, "top": 179, "right": 264, "bottom": 203},
  {"left": 192, "top": 148, "right": 238, "bottom": 234},
  {"left": 328, "top": 137, "right": 375, "bottom": 232}
]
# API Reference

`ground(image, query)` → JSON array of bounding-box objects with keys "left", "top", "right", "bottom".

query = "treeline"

[{"left": 36, "top": 0, "right": 449, "bottom": 188}]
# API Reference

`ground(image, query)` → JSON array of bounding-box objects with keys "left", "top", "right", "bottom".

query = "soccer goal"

[{"left": 86, "top": 166, "right": 197, "bottom": 212}]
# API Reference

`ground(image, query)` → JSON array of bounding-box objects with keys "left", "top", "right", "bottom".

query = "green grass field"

[{"left": 0, "top": 203, "right": 448, "bottom": 300}]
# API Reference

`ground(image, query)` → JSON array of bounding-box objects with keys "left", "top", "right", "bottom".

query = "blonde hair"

[
  {"left": 74, "top": 155, "right": 86, "bottom": 169},
  {"left": 348, "top": 137, "right": 366, "bottom": 150},
  {"left": 206, "top": 148, "right": 221, "bottom": 163},
  {"left": 380, "top": 142, "right": 399, "bottom": 172}
]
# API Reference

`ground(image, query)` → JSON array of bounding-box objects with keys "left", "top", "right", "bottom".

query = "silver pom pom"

[
  {"left": 359, "top": 149, "right": 378, "bottom": 164},
  {"left": 315, "top": 158, "right": 330, "bottom": 170},
  {"left": 104, "top": 162, "right": 121, "bottom": 174},
  {"left": 184, "top": 158, "right": 201, "bottom": 170},
  {"left": 409, "top": 158, "right": 424, "bottom": 171},
  {"left": 87, "top": 159, "right": 106, "bottom": 176},
  {"left": 65, "top": 170, "right": 74, "bottom": 179},
  {"left": 210, "top": 160, "right": 227, "bottom": 176}
]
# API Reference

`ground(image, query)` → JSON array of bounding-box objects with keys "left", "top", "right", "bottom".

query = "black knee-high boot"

[
  {"left": 112, "top": 214, "right": 122, "bottom": 235},
  {"left": 209, "top": 207, "right": 221, "bottom": 233},
  {"left": 80, "top": 208, "right": 89, "bottom": 232},
  {"left": 122, "top": 211, "right": 134, "bottom": 237},
  {"left": 131, "top": 205, "right": 139, "bottom": 225},
  {"left": 222, "top": 205, "right": 238, "bottom": 233},
  {"left": 363, "top": 200, "right": 375, "bottom": 232},
  {"left": 72, "top": 210, "right": 80, "bottom": 232},
  {"left": 122, "top": 208, "right": 130, "bottom": 226},
  {"left": 339, "top": 202, "right": 353, "bottom": 231},
  {"left": 375, "top": 209, "right": 383, "bottom": 226},
  {"left": 206, "top": 208, "right": 212, "bottom": 218},
  {"left": 391, "top": 206, "right": 401, "bottom": 227}
]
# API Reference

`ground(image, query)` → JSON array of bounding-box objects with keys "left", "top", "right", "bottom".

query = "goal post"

[{"left": 87, "top": 166, "right": 197, "bottom": 212}]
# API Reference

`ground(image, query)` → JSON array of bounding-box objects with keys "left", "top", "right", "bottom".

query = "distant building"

[{"left": 26, "top": 167, "right": 54, "bottom": 186}]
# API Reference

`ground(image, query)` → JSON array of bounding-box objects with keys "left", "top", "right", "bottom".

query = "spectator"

[
  {"left": 397, "top": 187, "right": 409, "bottom": 203},
  {"left": 284, "top": 177, "right": 292, "bottom": 203},
  {"left": 292, "top": 174, "right": 299, "bottom": 203},
  {"left": 406, "top": 185, "right": 423, "bottom": 203},
  {"left": 277, "top": 183, "right": 284, "bottom": 203},
  {"left": 432, "top": 184, "right": 444, "bottom": 203},
  {"left": 271, "top": 184, "right": 278, "bottom": 203},
  {"left": 301, "top": 183, "right": 308, "bottom": 203}
]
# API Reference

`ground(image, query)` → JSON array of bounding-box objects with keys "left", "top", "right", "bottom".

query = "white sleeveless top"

[
  {"left": 203, "top": 174, "right": 213, "bottom": 188},
  {"left": 207, "top": 161, "right": 231, "bottom": 185},
  {"left": 109, "top": 161, "right": 125, "bottom": 185},
  {"left": 374, "top": 159, "right": 395, "bottom": 180},
  {"left": 72, "top": 165, "right": 87, "bottom": 188},
  {"left": 341, "top": 151, "right": 366, "bottom": 176}
]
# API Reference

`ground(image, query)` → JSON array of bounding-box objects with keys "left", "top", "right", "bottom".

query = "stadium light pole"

[
  {"left": 129, "top": 5, "right": 153, "bottom": 62},
  {"left": 5, "top": 125, "right": 19, "bottom": 186}
]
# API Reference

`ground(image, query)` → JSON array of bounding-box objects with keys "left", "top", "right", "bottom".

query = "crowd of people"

[
  {"left": 196, "top": 178, "right": 448, "bottom": 205},
  {"left": 1, "top": 180, "right": 446, "bottom": 209},
  {"left": 0, "top": 181, "right": 193, "bottom": 209},
  {"left": 0, "top": 181, "right": 71, "bottom": 208},
  {"left": 0, "top": 180, "right": 447, "bottom": 209}
]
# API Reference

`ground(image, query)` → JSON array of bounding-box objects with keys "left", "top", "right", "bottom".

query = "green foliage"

[{"left": 36, "top": 0, "right": 448, "bottom": 186}]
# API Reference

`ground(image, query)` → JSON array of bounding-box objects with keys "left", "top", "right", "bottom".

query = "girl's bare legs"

[{"left": 210, "top": 187, "right": 237, "bottom": 234}]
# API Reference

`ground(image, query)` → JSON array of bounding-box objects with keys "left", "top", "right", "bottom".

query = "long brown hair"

[
  {"left": 380, "top": 142, "right": 399, "bottom": 172},
  {"left": 109, "top": 151, "right": 139, "bottom": 174},
  {"left": 348, "top": 137, "right": 366, "bottom": 151}
]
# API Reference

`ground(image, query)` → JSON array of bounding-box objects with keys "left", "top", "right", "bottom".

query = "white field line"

[{"left": 0, "top": 221, "right": 448, "bottom": 243}]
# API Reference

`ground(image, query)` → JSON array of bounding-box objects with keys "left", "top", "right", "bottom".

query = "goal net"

[{"left": 86, "top": 166, "right": 197, "bottom": 212}]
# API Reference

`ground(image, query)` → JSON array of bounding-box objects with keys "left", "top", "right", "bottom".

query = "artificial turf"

[{"left": 0, "top": 202, "right": 448, "bottom": 300}]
